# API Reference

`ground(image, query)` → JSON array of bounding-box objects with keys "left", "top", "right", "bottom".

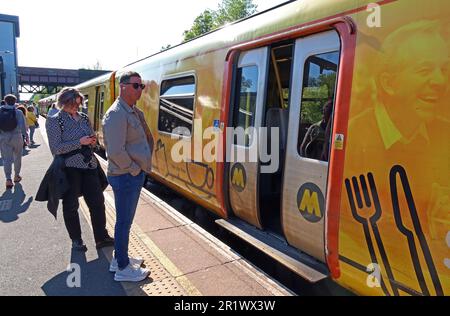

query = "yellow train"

[{"left": 38, "top": 0, "right": 450, "bottom": 296}]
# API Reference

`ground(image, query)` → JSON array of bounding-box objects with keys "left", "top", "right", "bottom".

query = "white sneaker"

[
  {"left": 114, "top": 264, "right": 150, "bottom": 282},
  {"left": 109, "top": 257, "right": 144, "bottom": 272}
]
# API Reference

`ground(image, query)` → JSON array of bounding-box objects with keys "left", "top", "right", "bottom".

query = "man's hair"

[
  {"left": 119, "top": 71, "right": 141, "bottom": 84},
  {"left": 4, "top": 94, "right": 17, "bottom": 106}
]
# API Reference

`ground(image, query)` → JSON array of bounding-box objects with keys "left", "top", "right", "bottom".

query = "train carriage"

[{"left": 43, "top": 0, "right": 450, "bottom": 296}]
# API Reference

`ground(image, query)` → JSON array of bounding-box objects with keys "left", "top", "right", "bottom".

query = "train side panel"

[
  {"left": 134, "top": 48, "right": 227, "bottom": 216},
  {"left": 337, "top": 0, "right": 450, "bottom": 296}
]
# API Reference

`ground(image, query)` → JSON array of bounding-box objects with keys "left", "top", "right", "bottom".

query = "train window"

[
  {"left": 232, "top": 65, "right": 259, "bottom": 146},
  {"left": 82, "top": 95, "right": 89, "bottom": 115},
  {"left": 298, "top": 51, "right": 339, "bottom": 162},
  {"left": 82, "top": 94, "right": 89, "bottom": 111},
  {"left": 99, "top": 91, "right": 104, "bottom": 119},
  {"left": 158, "top": 75, "right": 196, "bottom": 136}
]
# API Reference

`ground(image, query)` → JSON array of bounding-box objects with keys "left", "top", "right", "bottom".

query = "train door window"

[
  {"left": 158, "top": 75, "right": 196, "bottom": 136},
  {"left": 297, "top": 52, "right": 339, "bottom": 162},
  {"left": 94, "top": 86, "right": 105, "bottom": 131},
  {"left": 99, "top": 91, "right": 105, "bottom": 120},
  {"left": 232, "top": 65, "right": 259, "bottom": 146},
  {"left": 267, "top": 43, "right": 293, "bottom": 110},
  {"left": 82, "top": 94, "right": 89, "bottom": 114}
]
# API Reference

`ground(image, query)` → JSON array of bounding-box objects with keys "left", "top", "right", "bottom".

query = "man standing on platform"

[
  {"left": 0, "top": 94, "right": 28, "bottom": 189},
  {"left": 102, "top": 71, "right": 153, "bottom": 282}
]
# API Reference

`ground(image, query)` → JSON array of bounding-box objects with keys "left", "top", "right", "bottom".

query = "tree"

[
  {"left": 92, "top": 60, "right": 103, "bottom": 70},
  {"left": 183, "top": 0, "right": 257, "bottom": 42},
  {"left": 81, "top": 60, "right": 103, "bottom": 70},
  {"left": 215, "top": 0, "right": 257, "bottom": 26},
  {"left": 183, "top": 9, "right": 216, "bottom": 41},
  {"left": 30, "top": 87, "right": 53, "bottom": 104},
  {"left": 160, "top": 44, "right": 173, "bottom": 51}
]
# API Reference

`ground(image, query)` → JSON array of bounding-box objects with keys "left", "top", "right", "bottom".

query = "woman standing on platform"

[
  {"left": 45, "top": 87, "right": 114, "bottom": 251},
  {"left": 26, "top": 105, "right": 38, "bottom": 144}
]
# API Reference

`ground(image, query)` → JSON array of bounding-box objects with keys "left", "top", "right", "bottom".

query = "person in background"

[
  {"left": 102, "top": 71, "right": 153, "bottom": 282},
  {"left": 45, "top": 87, "right": 114, "bottom": 251},
  {"left": 33, "top": 103, "right": 40, "bottom": 118},
  {"left": 47, "top": 103, "right": 59, "bottom": 117},
  {"left": 0, "top": 95, "right": 28, "bottom": 189},
  {"left": 299, "top": 100, "right": 333, "bottom": 161},
  {"left": 16, "top": 105, "right": 29, "bottom": 149},
  {"left": 26, "top": 106, "right": 38, "bottom": 144}
]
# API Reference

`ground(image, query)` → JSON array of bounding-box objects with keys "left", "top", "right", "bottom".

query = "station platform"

[{"left": 36, "top": 116, "right": 293, "bottom": 296}]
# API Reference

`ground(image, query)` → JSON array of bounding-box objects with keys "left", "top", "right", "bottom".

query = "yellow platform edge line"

[{"left": 102, "top": 191, "right": 202, "bottom": 296}]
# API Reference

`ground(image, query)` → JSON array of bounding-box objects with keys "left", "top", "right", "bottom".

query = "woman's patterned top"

[{"left": 46, "top": 110, "right": 97, "bottom": 169}]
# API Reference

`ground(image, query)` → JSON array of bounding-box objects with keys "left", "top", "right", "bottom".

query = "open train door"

[
  {"left": 228, "top": 47, "right": 269, "bottom": 229},
  {"left": 94, "top": 85, "right": 105, "bottom": 132},
  {"left": 282, "top": 31, "right": 341, "bottom": 262}
]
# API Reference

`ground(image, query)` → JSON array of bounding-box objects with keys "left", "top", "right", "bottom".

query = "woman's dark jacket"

[{"left": 36, "top": 151, "right": 108, "bottom": 218}]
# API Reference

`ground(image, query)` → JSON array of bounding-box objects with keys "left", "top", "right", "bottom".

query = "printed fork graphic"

[
  {"left": 345, "top": 173, "right": 398, "bottom": 296},
  {"left": 346, "top": 167, "right": 444, "bottom": 296}
]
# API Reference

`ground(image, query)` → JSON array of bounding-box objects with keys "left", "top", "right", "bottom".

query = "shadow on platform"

[
  {"left": 0, "top": 183, "right": 32, "bottom": 223},
  {"left": 41, "top": 248, "right": 131, "bottom": 296},
  {"left": 28, "top": 143, "right": 41, "bottom": 150}
]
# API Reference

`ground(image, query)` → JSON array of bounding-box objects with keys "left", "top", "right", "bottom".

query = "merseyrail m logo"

[
  {"left": 296, "top": 183, "right": 325, "bottom": 223},
  {"left": 231, "top": 163, "right": 246, "bottom": 192}
]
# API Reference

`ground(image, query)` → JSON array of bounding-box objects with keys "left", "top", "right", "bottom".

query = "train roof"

[
  {"left": 124, "top": 0, "right": 296, "bottom": 68},
  {"left": 76, "top": 72, "right": 114, "bottom": 90},
  {"left": 118, "top": 0, "right": 361, "bottom": 73}
]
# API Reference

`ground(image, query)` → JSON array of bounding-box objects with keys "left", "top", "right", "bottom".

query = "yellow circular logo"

[
  {"left": 296, "top": 183, "right": 324, "bottom": 223},
  {"left": 231, "top": 163, "right": 246, "bottom": 193}
]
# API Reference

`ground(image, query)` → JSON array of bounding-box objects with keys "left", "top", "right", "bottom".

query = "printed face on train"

[{"left": 379, "top": 27, "right": 449, "bottom": 124}]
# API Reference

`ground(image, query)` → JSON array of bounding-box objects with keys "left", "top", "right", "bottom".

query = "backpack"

[{"left": 0, "top": 108, "right": 18, "bottom": 132}]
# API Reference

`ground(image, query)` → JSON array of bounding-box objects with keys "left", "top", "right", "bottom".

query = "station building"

[{"left": 0, "top": 13, "right": 19, "bottom": 99}]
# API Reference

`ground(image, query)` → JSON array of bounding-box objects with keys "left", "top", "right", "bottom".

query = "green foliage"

[
  {"left": 183, "top": 0, "right": 257, "bottom": 42},
  {"left": 183, "top": 9, "right": 216, "bottom": 41},
  {"left": 30, "top": 87, "right": 53, "bottom": 104},
  {"left": 300, "top": 73, "right": 336, "bottom": 124},
  {"left": 160, "top": 44, "right": 173, "bottom": 51},
  {"left": 215, "top": 0, "right": 257, "bottom": 26}
]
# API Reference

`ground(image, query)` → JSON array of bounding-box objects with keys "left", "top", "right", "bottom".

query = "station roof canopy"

[{"left": 0, "top": 14, "right": 20, "bottom": 37}]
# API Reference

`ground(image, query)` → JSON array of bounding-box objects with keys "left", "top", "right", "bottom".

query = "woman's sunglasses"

[{"left": 124, "top": 83, "right": 145, "bottom": 90}]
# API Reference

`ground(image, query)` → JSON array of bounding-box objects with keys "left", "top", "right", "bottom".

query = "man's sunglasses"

[{"left": 124, "top": 83, "right": 145, "bottom": 90}]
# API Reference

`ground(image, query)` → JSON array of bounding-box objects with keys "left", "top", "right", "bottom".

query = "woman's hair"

[
  {"left": 16, "top": 104, "right": 27, "bottom": 116},
  {"left": 57, "top": 87, "right": 84, "bottom": 108}
]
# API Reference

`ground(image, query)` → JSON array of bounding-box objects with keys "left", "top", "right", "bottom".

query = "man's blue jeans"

[{"left": 108, "top": 171, "right": 145, "bottom": 270}]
